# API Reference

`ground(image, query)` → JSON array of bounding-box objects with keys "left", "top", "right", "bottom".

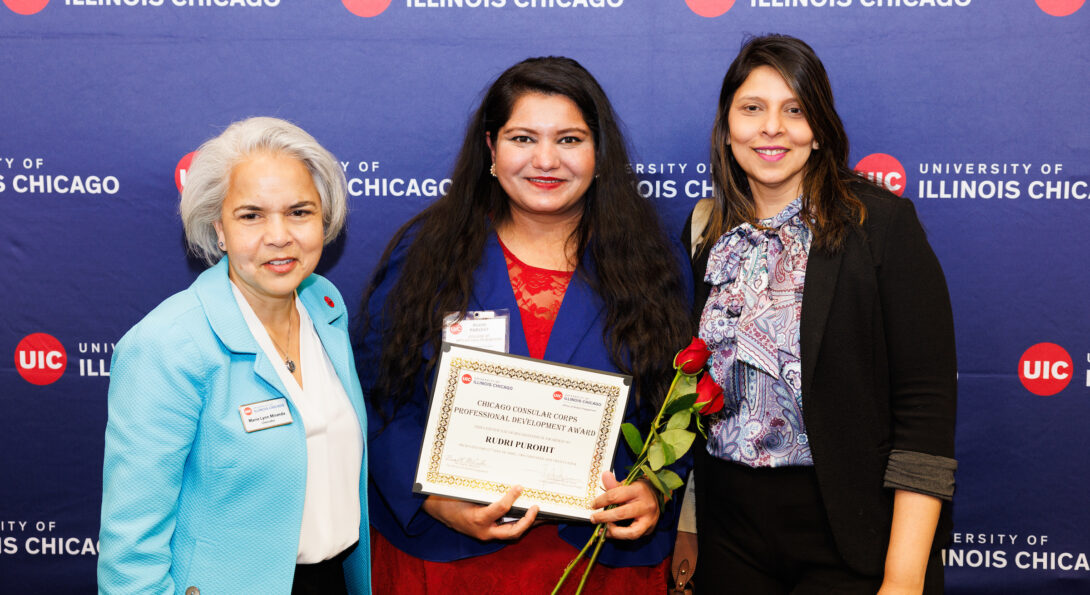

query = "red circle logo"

[
  {"left": 685, "top": 0, "right": 734, "bottom": 17},
  {"left": 3, "top": 0, "right": 49, "bottom": 15},
  {"left": 14, "top": 333, "right": 67, "bottom": 386},
  {"left": 461, "top": 374, "right": 473, "bottom": 384},
  {"left": 1018, "top": 343, "right": 1073, "bottom": 396},
  {"left": 853, "top": 153, "right": 907, "bottom": 197},
  {"left": 175, "top": 151, "right": 196, "bottom": 193},
  {"left": 552, "top": 391, "right": 563, "bottom": 400},
  {"left": 243, "top": 406, "right": 253, "bottom": 416},
  {"left": 1036, "top": 0, "right": 1084, "bottom": 16},
  {"left": 342, "top": 0, "right": 391, "bottom": 17},
  {"left": 450, "top": 323, "right": 462, "bottom": 335},
  {"left": 324, "top": 296, "right": 335, "bottom": 308}
]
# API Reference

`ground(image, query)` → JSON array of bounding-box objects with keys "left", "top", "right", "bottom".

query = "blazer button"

[{"left": 185, "top": 587, "right": 200, "bottom": 595}]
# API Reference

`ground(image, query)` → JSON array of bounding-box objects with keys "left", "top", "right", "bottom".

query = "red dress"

[{"left": 369, "top": 240, "right": 669, "bottom": 594}]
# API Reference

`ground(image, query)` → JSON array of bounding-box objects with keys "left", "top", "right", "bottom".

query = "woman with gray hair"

[{"left": 98, "top": 117, "right": 370, "bottom": 595}]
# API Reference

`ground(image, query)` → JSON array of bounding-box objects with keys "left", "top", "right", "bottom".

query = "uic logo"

[
  {"left": 1036, "top": 0, "right": 1084, "bottom": 16},
  {"left": 174, "top": 150, "right": 196, "bottom": 191},
  {"left": 15, "top": 333, "right": 67, "bottom": 386},
  {"left": 553, "top": 391, "right": 563, "bottom": 400},
  {"left": 461, "top": 373, "right": 473, "bottom": 384},
  {"left": 3, "top": 0, "right": 49, "bottom": 15},
  {"left": 685, "top": 0, "right": 735, "bottom": 17},
  {"left": 343, "top": 0, "right": 391, "bottom": 17},
  {"left": 853, "top": 153, "right": 906, "bottom": 197},
  {"left": 1018, "top": 342, "right": 1072, "bottom": 396},
  {"left": 175, "top": 152, "right": 196, "bottom": 193}
]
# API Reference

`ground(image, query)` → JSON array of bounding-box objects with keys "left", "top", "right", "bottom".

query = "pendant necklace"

[{"left": 269, "top": 305, "right": 297, "bottom": 373}]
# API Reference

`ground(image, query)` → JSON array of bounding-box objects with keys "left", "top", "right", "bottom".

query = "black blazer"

[{"left": 685, "top": 182, "right": 957, "bottom": 574}]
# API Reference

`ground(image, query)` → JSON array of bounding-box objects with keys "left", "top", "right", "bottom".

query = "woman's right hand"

[{"left": 422, "top": 485, "right": 539, "bottom": 541}]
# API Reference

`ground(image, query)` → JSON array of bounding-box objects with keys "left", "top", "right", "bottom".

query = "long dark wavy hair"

[
  {"left": 363, "top": 56, "right": 691, "bottom": 422},
  {"left": 705, "top": 34, "right": 866, "bottom": 255}
]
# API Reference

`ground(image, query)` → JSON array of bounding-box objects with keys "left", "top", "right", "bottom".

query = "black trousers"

[
  {"left": 291, "top": 542, "right": 356, "bottom": 595},
  {"left": 694, "top": 450, "right": 943, "bottom": 594}
]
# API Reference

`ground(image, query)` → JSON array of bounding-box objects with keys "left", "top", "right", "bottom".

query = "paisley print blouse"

[{"left": 698, "top": 198, "right": 814, "bottom": 467}]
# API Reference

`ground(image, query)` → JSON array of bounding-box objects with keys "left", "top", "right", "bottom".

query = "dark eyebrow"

[
  {"left": 231, "top": 200, "right": 318, "bottom": 216},
  {"left": 231, "top": 204, "right": 263, "bottom": 215},
  {"left": 502, "top": 125, "right": 590, "bottom": 136}
]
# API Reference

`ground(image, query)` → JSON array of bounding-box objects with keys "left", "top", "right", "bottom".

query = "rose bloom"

[
  {"left": 674, "top": 337, "right": 711, "bottom": 375},
  {"left": 694, "top": 373, "right": 725, "bottom": 415}
]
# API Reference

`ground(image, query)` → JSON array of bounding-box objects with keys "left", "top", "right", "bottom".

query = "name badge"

[
  {"left": 239, "top": 398, "right": 293, "bottom": 433},
  {"left": 442, "top": 310, "right": 510, "bottom": 353}
]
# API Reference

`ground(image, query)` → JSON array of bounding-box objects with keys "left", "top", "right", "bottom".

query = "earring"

[
  {"left": 489, "top": 163, "right": 497, "bottom": 177},
  {"left": 218, "top": 241, "right": 225, "bottom": 250},
  {"left": 812, "top": 141, "right": 820, "bottom": 150}
]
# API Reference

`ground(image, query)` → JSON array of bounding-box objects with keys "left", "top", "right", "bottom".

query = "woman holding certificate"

[
  {"left": 683, "top": 35, "right": 957, "bottom": 593},
  {"left": 359, "top": 57, "right": 692, "bottom": 592}
]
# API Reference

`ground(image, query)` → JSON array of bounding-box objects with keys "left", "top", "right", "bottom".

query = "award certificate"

[{"left": 414, "top": 343, "right": 632, "bottom": 520}]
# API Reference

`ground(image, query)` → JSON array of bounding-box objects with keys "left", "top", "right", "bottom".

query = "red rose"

[
  {"left": 673, "top": 337, "right": 711, "bottom": 375},
  {"left": 694, "top": 373, "right": 724, "bottom": 415}
]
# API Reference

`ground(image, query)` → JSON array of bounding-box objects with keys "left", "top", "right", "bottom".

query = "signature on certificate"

[{"left": 445, "top": 455, "right": 488, "bottom": 472}]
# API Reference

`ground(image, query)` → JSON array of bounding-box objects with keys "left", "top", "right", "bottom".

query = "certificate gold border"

[{"left": 425, "top": 355, "right": 621, "bottom": 510}]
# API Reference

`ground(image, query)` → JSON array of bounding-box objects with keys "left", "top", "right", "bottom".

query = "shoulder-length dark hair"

[
  {"left": 364, "top": 56, "right": 691, "bottom": 420},
  {"left": 705, "top": 34, "right": 866, "bottom": 254}
]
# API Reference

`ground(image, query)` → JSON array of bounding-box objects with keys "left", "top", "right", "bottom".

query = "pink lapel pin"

[{"left": 324, "top": 296, "right": 335, "bottom": 308}]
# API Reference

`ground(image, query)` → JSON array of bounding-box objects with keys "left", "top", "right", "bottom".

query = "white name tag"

[
  {"left": 239, "top": 398, "right": 294, "bottom": 433},
  {"left": 442, "top": 310, "right": 510, "bottom": 353}
]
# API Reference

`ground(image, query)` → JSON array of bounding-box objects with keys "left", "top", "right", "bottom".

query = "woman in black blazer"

[{"left": 684, "top": 35, "right": 956, "bottom": 594}]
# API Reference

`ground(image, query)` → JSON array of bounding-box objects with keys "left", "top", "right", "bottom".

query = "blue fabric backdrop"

[{"left": 2, "top": 0, "right": 1088, "bottom": 592}]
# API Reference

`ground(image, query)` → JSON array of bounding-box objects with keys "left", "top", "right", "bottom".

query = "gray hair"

[{"left": 180, "top": 116, "right": 348, "bottom": 266}]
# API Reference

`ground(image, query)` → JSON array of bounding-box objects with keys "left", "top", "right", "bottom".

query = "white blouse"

[{"left": 231, "top": 283, "right": 363, "bottom": 563}]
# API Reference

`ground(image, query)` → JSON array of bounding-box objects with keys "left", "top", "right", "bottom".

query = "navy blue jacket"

[{"left": 359, "top": 232, "right": 692, "bottom": 566}]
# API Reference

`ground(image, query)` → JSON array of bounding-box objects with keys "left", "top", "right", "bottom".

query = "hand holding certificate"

[{"left": 414, "top": 343, "right": 632, "bottom": 521}]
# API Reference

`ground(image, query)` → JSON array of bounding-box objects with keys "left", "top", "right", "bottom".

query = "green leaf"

[
  {"left": 656, "top": 468, "right": 684, "bottom": 492},
  {"left": 648, "top": 441, "right": 665, "bottom": 471},
  {"left": 660, "top": 429, "right": 696, "bottom": 458},
  {"left": 641, "top": 464, "right": 666, "bottom": 494},
  {"left": 640, "top": 465, "right": 669, "bottom": 513},
  {"left": 666, "top": 410, "right": 692, "bottom": 431},
  {"left": 661, "top": 441, "right": 677, "bottom": 467},
  {"left": 672, "top": 374, "right": 697, "bottom": 399},
  {"left": 620, "top": 423, "right": 643, "bottom": 456},
  {"left": 664, "top": 393, "right": 698, "bottom": 417}
]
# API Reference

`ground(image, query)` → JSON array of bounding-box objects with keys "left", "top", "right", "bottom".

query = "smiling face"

[
  {"left": 488, "top": 92, "right": 596, "bottom": 224},
  {"left": 728, "top": 65, "right": 818, "bottom": 215},
  {"left": 213, "top": 151, "right": 324, "bottom": 311}
]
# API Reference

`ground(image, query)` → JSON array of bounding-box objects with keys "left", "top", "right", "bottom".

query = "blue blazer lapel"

[
  {"left": 470, "top": 234, "right": 529, "bottom": 357},
  {"left": 543, "top": 266, "right": 604, "bottom": 365},
  {"left": 298, "top": 278, "right": 351, "bottom": 394},
  {"left": 299, "top": 279, "right": 369, "bottom": 435},
  {"left": 193, "top": 258, "right": 291, "bottom": 401},
  {"left": 469, "top": 234, "right": 604, "bottom": 363}
]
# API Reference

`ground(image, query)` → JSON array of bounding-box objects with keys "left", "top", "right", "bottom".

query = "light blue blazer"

[{"left": 98, "top": 259, "right": 370, "bottom": 595}]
